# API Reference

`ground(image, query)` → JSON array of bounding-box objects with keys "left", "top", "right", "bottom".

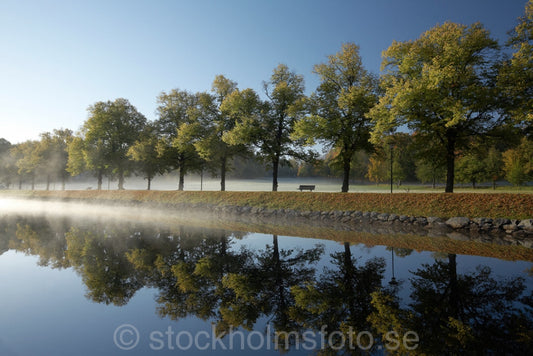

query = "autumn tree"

[
  {"left": 11, "top": 140, "right": 39, "bottom": 190},
  {"left": 34, "top": 129, "right": 72, "bottom": 190},
  {"left": 181, "top": 76, "right": 250, "bottom": 191},
  {"left": 224, "top": 64, "right": 311, "bottom": 191},
  {"left": 499, "top": 0, "right": 533, "bottom": 133},
  {"left": 156, "top": 89, "right": 204, "bottom": 191},
  {"left": 369, "top": 22, "right": 501, "bottom": 193},
  {"left": 293, "top": 43, "right": 378, "bottom": 192},
  {"left": 0, "top": 138, "right": 17, "bottom": 188},
  {"left": 74, "top": 98, "right": 146, "bottom": 190},
  {"left": 502, "top": 137, "right": 533, "bottom": 186},
  {"left": 127, "top": 124, "right": 168, "bottom": 190}
]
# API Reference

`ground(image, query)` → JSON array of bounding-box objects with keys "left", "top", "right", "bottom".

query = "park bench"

[{"left": 298, "top": 184, "right": 316, "bottom": 192}]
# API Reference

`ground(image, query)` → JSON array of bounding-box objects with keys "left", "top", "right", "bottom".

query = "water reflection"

[{"left": 1, "top": 215, "right": 532, "bottom": 354}]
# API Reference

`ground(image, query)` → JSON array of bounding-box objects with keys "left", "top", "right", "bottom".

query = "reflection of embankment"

[{"left": 154, "top": 213, "right": 533, "bottom": 262}]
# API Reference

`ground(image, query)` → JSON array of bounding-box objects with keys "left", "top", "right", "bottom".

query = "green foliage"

[
  {"left": 498, "top": 0, "right": 533, "bottom": 129},
  {"left": 293, "top": 43, "right": 378, "bottom": 192},
  {"left": 73, "top": 98, "right": 146, "bottom": 190},
  {"left": 11, "top": 140, "right": 39, "bottom": 189},
  {"left": 156, "top": 89, "right": 204, "bottom": 190},
  {"left": 0, "top": 138, "right": 18, "bottom": 188},
  {"left": 503, "top": 137, "right": 533, "bottom": 186},
  {"left": 127, "top": 124, "right": 168, "bottom": 190},
  {"left": 223, "top": 64, "right": 311, "bottom": 191},
  {"left": 369, "top": 22, "right": 501, "bottom": 192},
  {"left": 189, "top": 76, "right": 250, "bottom": 191}
]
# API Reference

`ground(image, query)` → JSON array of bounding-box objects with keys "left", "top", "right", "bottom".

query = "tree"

[
  {"left": 485, "top": 146, "right": 504, "bottom": 189},
  {"left": 502, "top": 137, "right": 533, "bottom": 186},
  {"left": 66, "top": 135, "right": 108, "bottom": 189},
  {"left": 156, "top": 89, "right": 204, "bottom": 191},
  {"left": 366, "top": 153, "right": 388, "bottom": 184},
  {"left": 369, "top": 22, "right": 501, "bottom": 193},
  {"left": 455, "top": 152, "right": 488, "bottom": 189},
  {"left": 187, "top": 76, "right": 250, "bottom": 191},
  {"left": 293, "top": 43, "right": 378, "bottom": 192},
  {"left": 75, "top": 99, "right": 147, "bottom": 190},
  {"left": 224, "top": 64, "right": 311, "bottom": 191},
  {"left": 0, "top": 138, "right": 17, "bottom": 188},
  {"left": 415, "top": 159, "right": 446, "bottom": 188},
  {"left": 34, "top": 129, "right": 73, "bottom": 190},
  {"left": 127, "top": 124, "right": 168, "bottom": 190},
  {"left": 499, "top": 0, "right": 533, "bottom": 132},
  {"left": 11, "top": 140, "right": 39, "bottom": 190}
]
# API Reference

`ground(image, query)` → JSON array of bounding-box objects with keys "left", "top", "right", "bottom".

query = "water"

[{"left": 0, "top": 203, "right": 532, "bottom": 355}]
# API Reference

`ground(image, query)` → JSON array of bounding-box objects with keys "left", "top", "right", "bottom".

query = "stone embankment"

[{"left": 189, "top": 203, "right": 533, "bottom": 246}]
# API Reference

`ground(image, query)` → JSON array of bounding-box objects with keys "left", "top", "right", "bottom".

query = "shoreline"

[
  {"left": 1, "top": 190, "right": 532, "bottom": 239},
  {"left": 1, "top": 191, "right": 532, "bottom": 261}
]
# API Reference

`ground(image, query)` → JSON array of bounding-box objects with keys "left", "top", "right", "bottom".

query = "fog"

[{"left": 11, "top": 175, "right": 394, "bottom": 193}]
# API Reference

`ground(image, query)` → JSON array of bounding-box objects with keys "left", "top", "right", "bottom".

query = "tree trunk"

[
  {"left": 448, "top": 254, "right": 459, "bottom": 319},
  {"left": 176, "top": 155, "right": 185, "bottom": 191},
  {"left": 61, "top": 175, "right": 66, "bottom": 191},
  {"left": 117, "top": 168, "right": 125, "bottom": 190},
  {"left": 31, "top": 176, "right": 35, "bottom": 190},
  {"left": 272, "top": 234, "right": 287, "bottom": 326},
  {"left": 472, "top": 179, "right": 476, "bottom": 189},
  {"left": 147, "top": 177, "right": 151, "bottom": 190},
  {"left": 220, "top": 155, "right": 227, "bottom": 192},
  {"left": 46, "top": 175, "right": 50, "bottom": 191},
  {"left": 18, "top": 179, "right": 22, "bottom": 190},
  {"left": 445, "top": 130, "right": 457, "bottom": 193},
  {"left": 343, "top": 242, "right": 356, "bottom": 321},
  {"left": 341, "top": 150, "right": 351, "bottom": 193},
  {"left": 272, "top": 155, "right": 279, "bottom": 192},
  {"left": 492, "top": 180, "right": 496, "bottom": 190},
  {"left": 432, "top": 176, "right": 436, "bottom": 189},
  {"left": 97, "top": 170, "right": 103, "bottom": 190}
]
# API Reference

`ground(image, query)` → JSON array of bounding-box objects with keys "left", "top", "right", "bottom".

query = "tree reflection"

[
  {"left": 370, "top": 253, "right": 533, "bottom": 355},
  {"left": 1, "top": 216, "right": 532, "bottom": 354},
  {"left": 290, "top": 242, "right": 386, "bottom": 354},
  {"left": 221, "top": 235, "right": 324, "bottom": 338}
]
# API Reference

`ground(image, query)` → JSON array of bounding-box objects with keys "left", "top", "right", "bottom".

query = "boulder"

[
  {"left": 518, "top": 219, "right": 533, "bottom": 232},
  {"left": 446, "top": 217, "right": 471, "bottom": 229}
]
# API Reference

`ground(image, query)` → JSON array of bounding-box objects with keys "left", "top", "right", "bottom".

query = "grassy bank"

[{"left": 2, "top": 189, "right": 532, "bottom": 220}]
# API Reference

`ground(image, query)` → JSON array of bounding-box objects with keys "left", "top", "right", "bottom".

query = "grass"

[{"left": 2, "top": 189, "right": 532, "bottom": 220}]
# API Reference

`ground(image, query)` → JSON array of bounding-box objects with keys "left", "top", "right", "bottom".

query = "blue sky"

[{"left": 0, "top": 0, "right": 528, "bottom": 144}]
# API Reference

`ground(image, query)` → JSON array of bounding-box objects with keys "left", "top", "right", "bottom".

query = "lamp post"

[{"left": 389, "top": 143, "right": 393, "bottom": 194}]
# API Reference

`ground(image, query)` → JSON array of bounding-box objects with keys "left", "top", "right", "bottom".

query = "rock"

[
  {"left": 493, "top": 218, "right": 511, "bottom": 229},
  {"left": 414, "top": 217, "right": 428, "bottom": 226},
  {"left": 388, "top": 214, "right": 399, "bottom": 222},
  {"left": 518, "top": 239, "right": 533, "bottom": 248},
  {"left": 518, "top": 219, "right": 533, "bottom": 232},
  {"left": 377, "top": 213, "right": 390, "bottom": 221},
  {"left": 446, "top": 217, "right": 471, "bottom": 229},
  {"left": 427, "top": 217, "right": 443, "bottom": 225},
  {"left": 398, "top": 215, "right": 409, "bottom": 223},
  {"left": 472, "top": 217, "right": 492, "bottom": 225},
  {"left": 352, "top": 211, "right": 363, "bottom": 217},
  {"left": 503, "top": 223, "right": 518, "bottom": 233},
  {"left": 333, "top": 211, "right": 344, "bottom": 219}
]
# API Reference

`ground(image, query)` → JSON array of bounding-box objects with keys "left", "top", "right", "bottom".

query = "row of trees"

[{"left": 0, "top": 1, "right": 531, "bottom": 192}]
